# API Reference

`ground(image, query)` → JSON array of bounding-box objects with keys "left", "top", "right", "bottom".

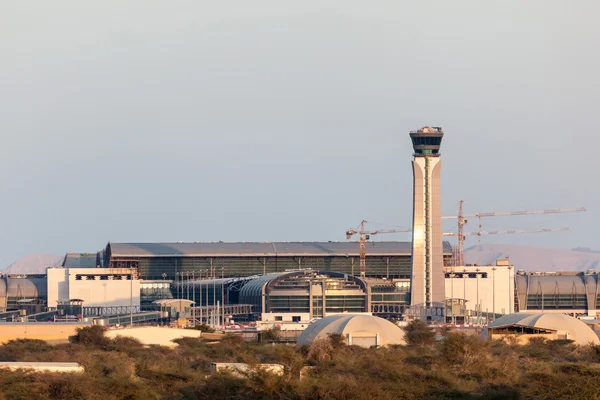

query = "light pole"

[
  {"left": 192, "top": 271, "right": 196, "bottom": 325},
  {"left": 221, "top": 266, "right": 225, "bottom": 326},
  {"left": 161, "top": 273, "right": 167, "bottom": 326},
  {"left": 475, "top": 268, "right": 480, "bottom": 325},
  {"left": 492, "top": 266, "right": 497, "bottom": 321},
  {"left": 186, "top": 272, "right": 191, "bottom": 301},
  {"left": 507, "top": 266, "right": 512, "bottom": 314},
  {"left": 450, "top": 273, "right": 455, "bottom": 325},
  {"left": 177, "top": 272, "right": 182, "bottom": 318},
  {"left": 205, "top": 269, "right": 208, "bottom": 322},
  {"left": 199, "top": 270, "right": 203, "bottom": 324},
  {"left": 130, "top": 268, "right": 133, "bottom": 327},
  {"left": 463, "top": 270, "right": 467, "bottom": 324},
  {"left": 213, "top": 273, "right": 216, "bottom": 326}
]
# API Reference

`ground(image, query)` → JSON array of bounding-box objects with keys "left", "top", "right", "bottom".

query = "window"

[
  {"left": 292, "top": 316, "right": 301, "bottom": 322},
  {"left": 274, "top": 316, "right": 283, "bottom": 321}
]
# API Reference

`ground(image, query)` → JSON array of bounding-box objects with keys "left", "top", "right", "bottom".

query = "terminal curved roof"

[
  {"left": 515, "top": 273, "right": 591, "bottom": 294},
  {"left": 6, "top": 277, "right": 47, "bottom": 299},
  {"left": 297, "top": 314, "right": 406, "bottom": 347},
  {"left": 486, "top": 312, "right": 600, "bottom": 345},
  {"left": 107, "top": 241, "right": 453, "bottom": 258},
  {"left": 0, "top": 277, "right": 47, "bottom": 309},
  {"left": 238, "top": 272, "right": 296, "bottom": 307}
]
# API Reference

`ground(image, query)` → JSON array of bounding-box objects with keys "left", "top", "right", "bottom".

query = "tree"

[
  {"left": 438, "top": 332, "right": 489, "bottom": 373},
  {"left": 327, "top": 333, "right": 346, "bottom": 350},
  {"left": 402, "top": 319, "right": 436, "bottom": 347},
  {"left": 262, "top": 328, "right": 281, "bottom": 343},
  {"left": 189, "top": 323, "right": 215, "bottom": 333}
]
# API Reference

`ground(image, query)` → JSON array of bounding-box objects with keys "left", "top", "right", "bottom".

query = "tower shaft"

[{"left": 409, "top": 127, "right": 445, "bottom": 311}]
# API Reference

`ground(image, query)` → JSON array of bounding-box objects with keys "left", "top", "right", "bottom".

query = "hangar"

[
  {"left": 482, "top": 312, "right": 600, "bottom": 345},
  {"left": 297, "top": 314, "right": 406, "bottom": 348}
]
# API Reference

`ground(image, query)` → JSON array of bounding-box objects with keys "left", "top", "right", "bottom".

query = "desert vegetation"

[{"left": 1, "top": 322, "right": 600, "bottom": 399}]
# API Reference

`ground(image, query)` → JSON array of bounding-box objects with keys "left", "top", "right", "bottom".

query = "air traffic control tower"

[{"left": 409, "top": 126, "right": 445, "bottom": 312}]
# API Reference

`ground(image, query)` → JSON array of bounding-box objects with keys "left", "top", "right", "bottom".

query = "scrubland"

[{"left": 1, "top": 321, "right": 600, "bottom": 399}]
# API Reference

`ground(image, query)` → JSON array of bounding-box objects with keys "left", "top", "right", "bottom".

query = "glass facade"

[
  {"left": 129, "top": 255, "right": 413, "bottom": 280},
  {"left": 526, "top": 294, "right": 587, "bottom": 310}
]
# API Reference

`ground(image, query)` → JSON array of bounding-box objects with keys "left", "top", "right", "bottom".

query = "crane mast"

[
  {"left": 345, "top": 220, "right": 411, "bottom": 277},
  {"left": 457, "top": 200, "right": 466, "bottom": 267}
]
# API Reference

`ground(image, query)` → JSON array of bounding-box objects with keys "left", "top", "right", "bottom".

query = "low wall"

[
  {"left": 0, "top": 362, "right": 84, "bottom": 373},
  {"left": 490, "top": 332, "right": 557, "bottom": 344},
  {"left": 0, "top": 323, "right": 91, "bottom": 344},
  {"left": 105, "top": 326, "right": 202, "bottom": 347}
]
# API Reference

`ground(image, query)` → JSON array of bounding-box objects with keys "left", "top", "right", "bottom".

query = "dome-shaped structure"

[
  {"left": 297, "top": 314, "right": 406, "bottom": 348},
  {"left": 482, "top": 312, "right": 600, "bottom": 345}
]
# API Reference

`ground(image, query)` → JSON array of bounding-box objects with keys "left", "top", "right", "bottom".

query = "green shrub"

[
  {"left": 262, "top": 328, "right": 281, "bottom": 342},
  {"left": 403, "top": 319, "right": 436, "bottom": 347},
  {"left": 3, "top": 323, "right": 600, "bottom": 399},
  {"left": 69, "top": 326, "right": 108, "bottom": 347},
  {"left": 438, "top": 332, "right": 489, "bottom": 374},
  {"left": 327, "top": 333, "right": 346, "bottom": 350},
  {"left": 0, "top": 339, "right": 53, "bottom": 361},
  {"left": 188, "top": 323, "right": 215, "bottom": 333}
]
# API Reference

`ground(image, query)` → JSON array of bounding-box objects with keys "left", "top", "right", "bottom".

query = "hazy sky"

[{"left": 1, "top": 1, "right": 598, "bottom": 266}]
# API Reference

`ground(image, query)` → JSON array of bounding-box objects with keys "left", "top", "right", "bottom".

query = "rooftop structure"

[
  {"left": 62, "top": 253, "right": 101, "bottom": 268},
  {"left": 409, "top": 126, "right": 443, "bottom": 156}
]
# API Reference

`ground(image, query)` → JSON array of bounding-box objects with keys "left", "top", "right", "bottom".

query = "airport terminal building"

[{"left": 103, "top": 241, "right": 455, "bottom": 280}]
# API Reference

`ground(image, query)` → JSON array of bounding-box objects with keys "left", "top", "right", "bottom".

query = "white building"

[
  {"left": 445, "top": 259, "right": 514, "bottom": 320},
  {"left": 47, "top": 267, "right": 140, "bottom": 314}
]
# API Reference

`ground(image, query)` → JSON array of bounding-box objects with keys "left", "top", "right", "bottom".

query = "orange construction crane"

[
  {"left": 442, "top": 202, "right": 586, "bottom": 266},
  {"left": 345, "top": 220, "right": 411, "bottom": 277}
]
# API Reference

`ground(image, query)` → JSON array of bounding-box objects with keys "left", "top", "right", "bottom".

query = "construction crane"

[
  {"left": 443, "top": 227, "right": 570, "bottom": 238},
  {"left": 345, "top": 220, "right": 411, "bottom": 277},
  {"left": 442, "top": 202, "right": 586, "bottom": 266}
]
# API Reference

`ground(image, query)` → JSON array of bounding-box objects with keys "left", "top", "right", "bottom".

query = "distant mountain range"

[
  {"left": 1, "top": 254, "right": 63, "bottom": 275},
  {"left": 464, "top": 244, "right": 600, "bottom": 272}
]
